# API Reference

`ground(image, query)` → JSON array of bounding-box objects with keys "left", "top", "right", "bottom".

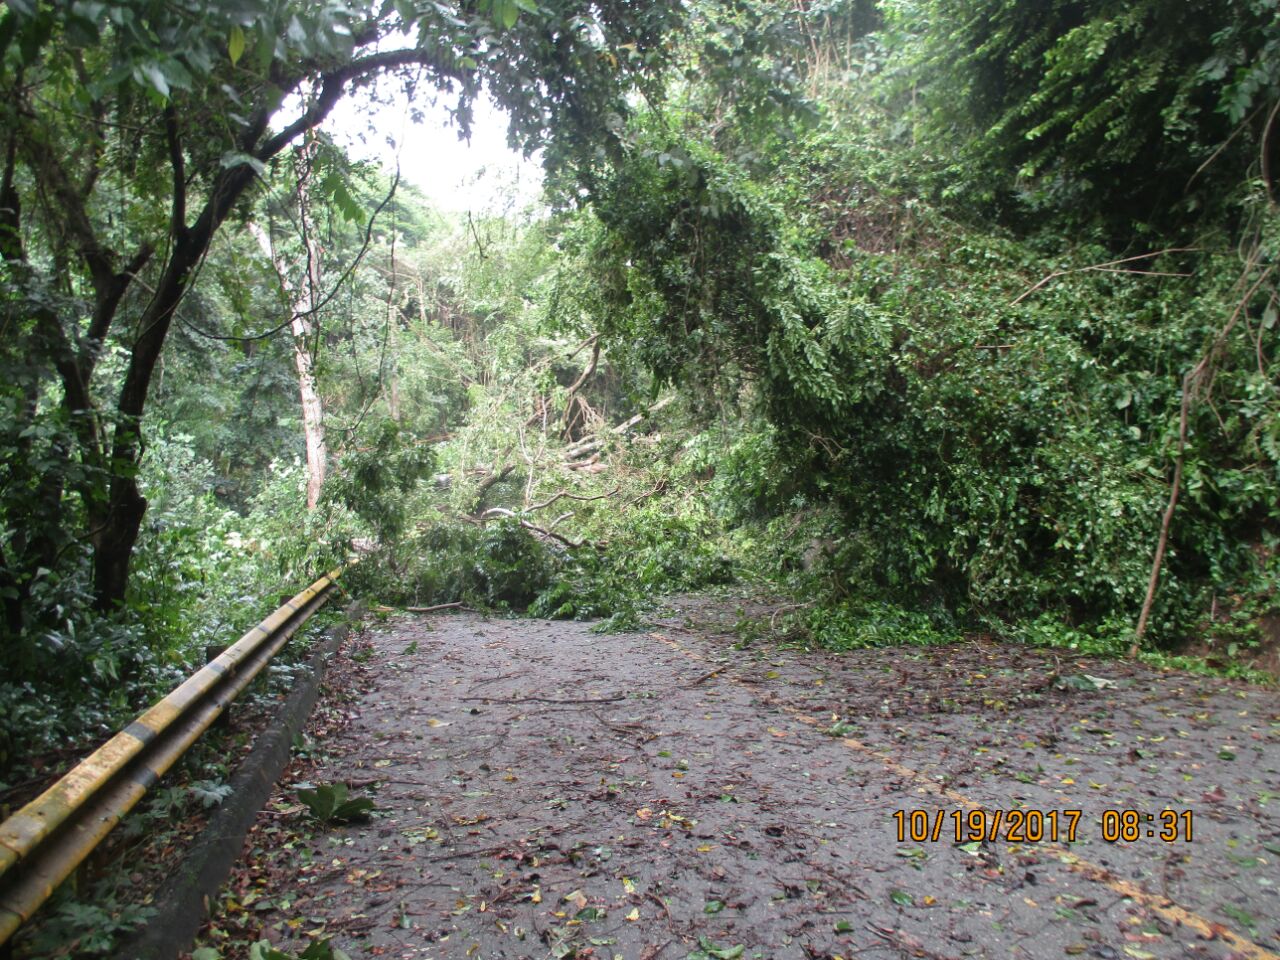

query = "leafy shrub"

[
  {"left": 578, "top": 111, "right": 1280, "bottom": 651},
  {"left": 359, "top": 497, "right": 735, "bottom": 629},
  {"left": 296, "top": 783, "right": 377, "bottom": 824},
  {"left": 529, "top": 506, "right": 735, "bottom": 628},
  {"left": 472, "top": 521, "right": 557, "bottom": 607}
]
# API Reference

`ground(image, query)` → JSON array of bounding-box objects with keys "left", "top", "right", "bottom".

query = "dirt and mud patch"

[{"left": 196, "top": 598, "right": 1280, "bottom": 960}]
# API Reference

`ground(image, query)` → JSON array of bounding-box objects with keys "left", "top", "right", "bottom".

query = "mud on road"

[{"left": 200, "top": 598, "right": 1280, "bottom": 960}]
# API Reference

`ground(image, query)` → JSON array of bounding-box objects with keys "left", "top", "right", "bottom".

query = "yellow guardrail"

[{"left": 0, "top": 568, "right": 344, "bottom": 946}]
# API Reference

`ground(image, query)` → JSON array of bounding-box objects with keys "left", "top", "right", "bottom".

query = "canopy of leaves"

[
  {"left": 885, "top": 0, "right": 1280, "bottom": 233},
  {"left": 561, "top": 0, "right": 1280, "bottom": 650}
]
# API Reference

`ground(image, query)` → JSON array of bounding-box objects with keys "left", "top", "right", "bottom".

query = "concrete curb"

[{"left": 121, "top": 608, "right": 360, "bottom": 960}]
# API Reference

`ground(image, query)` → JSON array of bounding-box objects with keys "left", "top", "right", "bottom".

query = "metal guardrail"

[{"left": 0, "top": 568, "right": 344, "bottom": 946}]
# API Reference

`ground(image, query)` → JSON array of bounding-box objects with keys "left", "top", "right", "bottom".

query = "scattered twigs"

[
  {"left": 459, "top": 694, "right": 625, "bottom": 705},
  {"left": 646, "top": 892, "right": 681, "bottom": 940},
  {"left": 588, "top": 709, "right": 660, "bottom": 745},
  {"left": 427, "top": 845, "right": 504, "bottom": 863},
  {"left": 1129, "top": 260, "right": 1276, "bottom": 657},
  {"left": 625, "top": 478, "right": 669, "bottom": 506},
  {"left": 639, "top": 942, "right": 674, "bottom": 960},
  {"left": 405, "top": 601, "right": 466, "bottom": 614},
  {"left": 684, "top": 668, "right": 723, "bottom": 687},
  {"left": 1010, "top": 248, "right": 1197, "bottom": 306},
  {"left": 864, "top": 923, "right": 946, "bottom": 959},
  {"left": 468, "top": 671, "right": 522, "bottom": 690}
]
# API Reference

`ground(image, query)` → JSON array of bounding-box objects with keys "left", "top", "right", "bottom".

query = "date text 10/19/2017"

[{"left": 892, "top": 809, "right": 1194, "bottom": 844}]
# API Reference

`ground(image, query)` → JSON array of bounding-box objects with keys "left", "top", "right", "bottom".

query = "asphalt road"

[{"left": 203, "top": 598, "right": 1280, "bottom": 960}]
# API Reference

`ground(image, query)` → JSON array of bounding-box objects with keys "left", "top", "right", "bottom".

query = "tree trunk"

[
  {"left": 91, "top": 239, "right": 198, "bottom": 610},
  {"left": 295, "top": 342, "right": 327, "bottom": 510},
  {"left": 249, "top": 170, "right": 328, "bottom": 511},
  {"left": 90, "top": 163, "right": 260, "bottom": 612}
]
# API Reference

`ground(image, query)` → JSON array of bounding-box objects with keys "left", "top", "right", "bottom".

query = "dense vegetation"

[
  {"left": 2, "top": 0, "right": 1278, "bottom": 848},
  {"left": 571, "top": 0, "right": 1280, "bottom": 655}
]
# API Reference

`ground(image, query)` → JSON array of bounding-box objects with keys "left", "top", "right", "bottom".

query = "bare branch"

[
  {"left": 405, "top": 602, "right": 467, "bottom": 614},
  {"left": 1010, "top": 248, "right": 1199, "bottom": 307},
  {"left": 525, "top": 485, "right": 620, "bottom": 513},
  {"left": 258, "top": 49, "right": 459, "bottom": 162},
  {"left": 625, "top": 479, "right": 669, "bottom": 506},
  {"left": 1185, "top": 103, "right": 1265, "bottom": 192},
  {"left": 471, "top": 507, "right": 602, "bottom": 549},
  {"left": 475, "top": 463, "right": 516, "bottom": 501},
  {"left": 82, "top": 240, "right": 154, "bottom": 380},
  {"left": 560, "top": 338, "right": 601, "bottom": 433},
  {"left": 1129, "top": 261, "right": 1277, "bottom": 656}
]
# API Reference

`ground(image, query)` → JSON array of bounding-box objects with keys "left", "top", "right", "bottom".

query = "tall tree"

[
  {"left": 0, "top": 0, "right": 681, "bottom": 625},
  {"left": 250, "top": 140, "right": 331, "bottom": 511}
]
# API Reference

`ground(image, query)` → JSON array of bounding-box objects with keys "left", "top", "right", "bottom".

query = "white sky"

[{"left": 327, "top": 84, "right": 545, "bottom": 216}]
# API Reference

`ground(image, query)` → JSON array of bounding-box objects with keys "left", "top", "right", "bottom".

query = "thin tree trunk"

[
  {"left": 1128, "top": 374, "right": 1190, "bottom": 658},
  {"left": 293, "top": 173, "right": 328, "bottom": 511},
  {"left": 93, "top": 228, "right": 217, "bottom": 609},
  {"left": 295, "top": 340, "right": 327, "bottom": 511},
  {"left": 249, "top": 174, "right": 328, "bottom": 512},
  {"left": 1127, "top": 260, "right": 1275, "bottom": 656}
]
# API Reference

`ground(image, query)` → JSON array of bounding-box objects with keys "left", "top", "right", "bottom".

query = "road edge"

[{"left": 120, "top": 602, "right": 365, "bottom": 960}]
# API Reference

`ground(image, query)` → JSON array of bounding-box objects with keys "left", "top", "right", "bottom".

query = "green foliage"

[
  {"left": 367, "top": 502, "right": 735, "bottom": 630},
  {"left": 529, "top": 506, "right": 735, "bottom": 629},
  {"left": 569, "top": 8, "right": 1280, "bottom": 657},
  {"left": 327, "top": 420, "right": 436, "bottom": 546},
  {"left": 0, "top": 0, "right": 694, "bottom": 775},
  {"left": 772, "top": 599, "right": 956, "bottom": 651},
  {"left": 686, "top": 937, "right": 746, "bottom": 960},
  {"left": 884, "top": 0, "right": 1280, "bottom": 232},
  {"left": 473, "top": 521, "right": 556, "bottom": 608},
  {"left": 296, "top": 783, "right": 377, "bottom": 825},
  {"left": 247, "top": 938, "right": 351, "bottom": 960},
  {"left": 190, "top": 778, "right": 234, "bottom": 809},
  {"left": 17, "top": 880, "right": 155, "bottom": 958},
  {"left": 380, "top": 519, "right": 552, "bottom": 609}
]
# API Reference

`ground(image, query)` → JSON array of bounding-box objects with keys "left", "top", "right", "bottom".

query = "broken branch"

[
  {"left": 525, "top": 485, "right": 620, "bottom": 512},
  {"left": 1010, "top": 248, "right": 1198, "bottom": 306}
]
